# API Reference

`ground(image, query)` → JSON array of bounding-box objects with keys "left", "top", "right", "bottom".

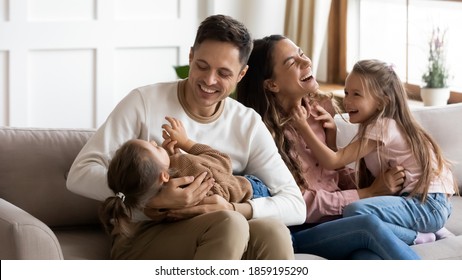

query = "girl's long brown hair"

[{"left": 351, "top": 59, "right": 457, "bottom": 200}]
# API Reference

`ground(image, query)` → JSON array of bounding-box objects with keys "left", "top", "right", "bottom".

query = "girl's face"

[
  {"left": 268, "top": 39, "right": 318, "bottom": 101},
  {"left": 138, "top": 140, "right": 170, "bottom": 168},
  {"left": 343, "top": 72, "right": 380, "bottom": 124}
]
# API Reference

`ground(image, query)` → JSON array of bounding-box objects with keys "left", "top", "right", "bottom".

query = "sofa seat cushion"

[
  {"left": 446, "top": 196, "right": 462, "bottom": 235},
  {"left": 55, "top": 227, "right": 111, "bottom": 260},
  {"left": 411, "top": 236, "right": 462, "bottom": 260},
  {"left": 410, "top": 196, "right": 462, "bottom": 260}
]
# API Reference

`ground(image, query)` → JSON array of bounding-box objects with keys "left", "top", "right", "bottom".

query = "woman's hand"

[
  {"left": 145, "top": 172, "right": 214, "bottom": 209},
  {"left": 165, "top": 195, "right": 233, "bottom": 221},
  {"left": 358, "top": 166, "right": 406, "bottom": 198}
]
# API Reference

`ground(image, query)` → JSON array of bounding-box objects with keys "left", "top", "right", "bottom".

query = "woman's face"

[{"left": 268, "top": 39, "right": 318, "bottom": 100}]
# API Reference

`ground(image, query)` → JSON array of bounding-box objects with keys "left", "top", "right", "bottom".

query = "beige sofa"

[{"left": 1, "top": 103, "right": 461, "bottom": 260}]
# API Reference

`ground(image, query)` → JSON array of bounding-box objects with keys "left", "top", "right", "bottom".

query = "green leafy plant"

[
  {"left": 422, "top": 27, "right": 450, "bottom": 88},
  {"left": 174, "top": 65, "right": 190, "bottom": 79}
]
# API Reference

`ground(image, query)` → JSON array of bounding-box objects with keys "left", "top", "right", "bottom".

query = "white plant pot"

[{"left": 420, "top": 87, "right": 450, "bottom": 106}]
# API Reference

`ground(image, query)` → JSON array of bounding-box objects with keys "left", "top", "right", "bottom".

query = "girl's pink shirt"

[
  {"left": 362, "top": 117, "right": 455, "bottom": 195},
  {"left": 285, "top": 98, "right": 360, "bottom": 224}
]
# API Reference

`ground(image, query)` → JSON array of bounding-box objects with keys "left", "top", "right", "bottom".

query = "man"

[{"left": 67, "top": 14, "right": 305, "bottom": 259}]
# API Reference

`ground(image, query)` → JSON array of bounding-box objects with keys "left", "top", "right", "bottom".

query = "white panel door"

[{"left": 0, "top": 0, "right": 198, "bottom": 128}]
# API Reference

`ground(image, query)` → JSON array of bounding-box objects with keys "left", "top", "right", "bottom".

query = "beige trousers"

[{"left": 111, "top": 210, "right": 294, "bottom": 260}]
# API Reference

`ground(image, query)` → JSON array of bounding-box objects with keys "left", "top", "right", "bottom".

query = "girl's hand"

[
  {"left": 165, "top": 194, "right": 232, "bottom": 220},
  {"left": 315, "top": 105, "right": 337, "bottom": 131},
  {"left": 162, "top": 116, "right": 189, "bottom": 149},
  {"left": 161, "top": 137, "right": 179, "bottom": 156},
  {"left": 291, "top": 105, "right": 309, "bottom": 129}
]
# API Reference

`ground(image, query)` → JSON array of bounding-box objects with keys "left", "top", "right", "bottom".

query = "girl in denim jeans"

[{"left": 291, "top": 59, "right": 458, "bottom": 245}]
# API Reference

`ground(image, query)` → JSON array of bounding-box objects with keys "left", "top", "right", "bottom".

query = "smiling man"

[{"left": 66, "top": 14, "right": 306, "bottom": 260}]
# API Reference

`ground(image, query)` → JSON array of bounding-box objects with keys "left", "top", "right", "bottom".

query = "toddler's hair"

[{"left": 99, "top": 139, "right": 165, "bottom": 238}]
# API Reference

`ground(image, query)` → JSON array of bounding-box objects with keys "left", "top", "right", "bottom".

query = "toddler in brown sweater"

[{"left": 99, "top": 116, "right": 270, "bottom": 236}]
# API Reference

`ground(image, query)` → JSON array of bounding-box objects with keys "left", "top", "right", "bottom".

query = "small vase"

[{"left": 420, "top": 87, "right": 450, "bottom": 106}]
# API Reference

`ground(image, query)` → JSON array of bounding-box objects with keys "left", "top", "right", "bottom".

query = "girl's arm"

[
  {"left": 315, "top": 104, "right": 338, "bottom": 151},
  {"left": 292, "top": 104, "right": 377, "bottom": 169},
  {"left": 162, "top": 116, "right": 196, "bottom": 152}
]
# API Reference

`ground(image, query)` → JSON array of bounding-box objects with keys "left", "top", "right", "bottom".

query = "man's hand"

[{"left": 145, "top": 172, "right": 214, "bottom": 209}]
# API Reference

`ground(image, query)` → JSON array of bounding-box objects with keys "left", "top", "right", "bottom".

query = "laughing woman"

[{"left": 236, "top": 35, "right": 419, "bottom": 260}]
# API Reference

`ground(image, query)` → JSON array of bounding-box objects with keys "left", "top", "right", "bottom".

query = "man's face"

[{"left": 186, "top": 40, "right": 248, "bottom": 117}]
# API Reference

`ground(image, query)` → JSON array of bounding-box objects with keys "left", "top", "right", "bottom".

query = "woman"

[{"left": 236, "top": 35, "right": 418, "bottom": 259}]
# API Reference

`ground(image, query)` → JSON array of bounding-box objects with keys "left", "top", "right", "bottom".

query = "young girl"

[
  {"left": 291, "top": 58, "right": 457, "bottom": 245},
  {"left": 99, "top": 116, "right": 270, "bottom": 238}
]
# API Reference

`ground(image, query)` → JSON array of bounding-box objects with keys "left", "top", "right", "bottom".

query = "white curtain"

[{"left": 285, "top": 0, "right": 332, "bottom": 80}]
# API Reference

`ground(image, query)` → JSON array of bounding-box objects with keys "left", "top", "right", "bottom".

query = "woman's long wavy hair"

[
  {"left": 236, "top": 35, "right": 335, "bottom": 190},
  {"left": 351, "top": 59, "right": 458, "bottom": 200},
  {"left": 99, "top": 140, "right": 164, "bottom": 238}
]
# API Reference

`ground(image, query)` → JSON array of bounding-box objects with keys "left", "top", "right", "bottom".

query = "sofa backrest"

[
  {"left": 335, "top": 103, "right": 462, "bottom": 191},
  {"left": 0, "top": 127, "right": 100, "bottom": 228}
]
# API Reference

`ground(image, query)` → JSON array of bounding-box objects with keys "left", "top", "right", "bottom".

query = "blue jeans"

[
  {"left": 245, "top": 175, "right": 271, "bottom": 199},
  {"left": 291, "top": 215, "right": 420, "bottom": 260},
  {"left": 343, "top": 193, "right": 452, "bottom": 245}
]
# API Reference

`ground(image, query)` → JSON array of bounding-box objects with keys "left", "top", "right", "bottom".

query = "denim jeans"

[
  {"left": 343, "top": 193, "right": 452, "bottom": 245},
  {"left": 245, "top": 174, "right": 271, "bottom": 199},
  {"left": 291, "top": 214, "right": 420, "bottom": 260}
]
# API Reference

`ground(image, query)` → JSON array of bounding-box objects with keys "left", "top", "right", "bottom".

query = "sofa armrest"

[{"left": 0, "top": 198, "right": 64, "bottom": 259}]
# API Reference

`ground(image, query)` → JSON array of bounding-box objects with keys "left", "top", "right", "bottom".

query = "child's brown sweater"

[{"left": 169, "top": 143, "right": 253, "bottom": 202}]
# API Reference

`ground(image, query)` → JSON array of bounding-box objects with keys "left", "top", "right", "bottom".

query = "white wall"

[
  {"left": 0, "top": 0, "right": 286, "bottom": 128},
  {"left": 205, "top": 0, "right": 286, "bottom": 39}
]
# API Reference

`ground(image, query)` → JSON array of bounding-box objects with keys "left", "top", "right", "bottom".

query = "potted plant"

[{"left": 420, "top": 27, "right": 451, "bottom": 106}]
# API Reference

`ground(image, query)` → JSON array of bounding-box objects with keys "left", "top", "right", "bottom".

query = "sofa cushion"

[
  {"left": 0, "top": 198, "right": 63, "bottom": 259},
  {"left": 0, "top": 127, "right": 100, "bottom": 228},
  {"left": 446, "top": 196, "right": 462, "bottom": 235}
]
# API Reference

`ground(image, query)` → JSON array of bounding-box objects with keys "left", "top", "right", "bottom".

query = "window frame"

[{"left": 342, "top": 0, "right": 462, "bottom": 103}]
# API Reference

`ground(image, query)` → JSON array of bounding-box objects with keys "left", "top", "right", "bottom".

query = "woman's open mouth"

[{"left": 301, "top": 73, "right": 313, "bottom": 82}]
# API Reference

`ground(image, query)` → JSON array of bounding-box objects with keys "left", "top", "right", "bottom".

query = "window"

[{"left": 347, "top": 0, "right": 462, "bottom": 96}]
